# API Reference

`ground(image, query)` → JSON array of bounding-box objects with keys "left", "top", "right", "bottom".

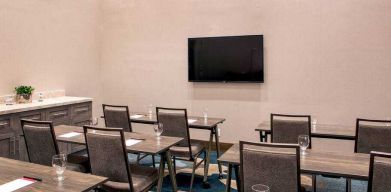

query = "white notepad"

[
  {"left": 130, "top": 114, "right": 144, "bottom": 119},
  {"left": 188, "top": 119, "right": 197, "bottom": 124},
  {"left": 126, "top": 139, "right": 143, "bottom": 146},
  {"left": 59, "top": 132, "right": 81, "bottom": 138},
  {"left": 0, "top": 178, "right": 36, "bottom": 192}
]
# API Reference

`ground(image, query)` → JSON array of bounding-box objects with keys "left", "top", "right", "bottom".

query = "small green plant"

[{"left": 15, "top": 86, "right": 35, "bottom": 95}]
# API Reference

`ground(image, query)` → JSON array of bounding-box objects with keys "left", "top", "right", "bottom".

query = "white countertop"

[{"left": 0, "top": 96, "right": 92, "bottom": 116}]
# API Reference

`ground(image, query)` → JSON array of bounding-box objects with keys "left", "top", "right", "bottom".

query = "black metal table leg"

[{"left": 225, "top": 164, "right": 233, "bottom": 192}]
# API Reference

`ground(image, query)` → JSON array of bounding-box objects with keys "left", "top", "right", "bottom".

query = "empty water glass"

[
  {"left": 203, "top": 108, "right": 208, "bottom": 120},
  {"left": 252, "top": 184, "right": 270, "bottom": 192},
  {"left": 298, "top": 135, "right": 310, "bottom": 155},
  {"left": 148, "top": 104, "right": 153, "bottom": 116},
  {"left": 38, "top": 93, "right": 44, "bottom": 102},
  {"left": 90, "top": 117, "right": 99, "bottom": 126},
  {"left": 154, "top": 123, "right": 163, "bottom": 139},
  {"left": 52, "top": 154, "right": 67, "bottom": 181},
  {"left": 312, "top": 118, "right": 317, "bottom": 129}
]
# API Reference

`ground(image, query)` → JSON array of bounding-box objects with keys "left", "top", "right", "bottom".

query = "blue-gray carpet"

[{"left": 130, "top": 152, "right": 368, "bottom": 192}]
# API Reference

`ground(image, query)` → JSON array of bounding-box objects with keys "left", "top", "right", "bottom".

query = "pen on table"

[{"left": 23, "top": 176, "right": 42, "bottom": 182}]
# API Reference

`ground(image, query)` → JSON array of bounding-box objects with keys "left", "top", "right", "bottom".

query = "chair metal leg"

[
  {"left": 312, "top": 174, "right": 317, "bottom": 192},
  {"left": 346, "top": 178, "right": 351, "bottom": 192},
  {"left": 136, "top": 153, "right": 141, "bottom": 164},
  {"left": 189, "top": 157, "right": 198, "bottom": 192},
  {"left": 152, "top": 155, "right": 156, "bottom": 168},
  {"left": 234, "top": 165, "right": 241, "bottom": 192},
  {"left": 173, "top": 156, "right": 177, "bottom": 174}
]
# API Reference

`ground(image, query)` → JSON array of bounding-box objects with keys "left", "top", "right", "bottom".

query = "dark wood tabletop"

[
  {"left": 218, "top": 144, "right": 370, "bottom": 180},
  {"left": 55, "top": 125, "right": 183, "bottom": 155},
  {"left": 129, "top": 112, "right": 226, "bottom": 129},
  {"left": 255, "top": 122, "right": 356, "bottom": 140},
  {"left": 0, "top": 157, "right": 107, "bottom": 192}
]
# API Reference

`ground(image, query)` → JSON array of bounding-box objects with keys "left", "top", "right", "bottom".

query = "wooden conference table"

[
  {"left": 55, "top": 125, "right": 183, "bottom": 192},
  {"left": 218, "top": 144, "right": 369, "bottom": 192},
  {"left": 255, "top": 122, "right": 356, "bottom": 142},
  {"left": 0, "top": 157, "right": 107, "bottom": 192},
  {"left": 127, "top": 112, "right": 226, "bottom": 179}
]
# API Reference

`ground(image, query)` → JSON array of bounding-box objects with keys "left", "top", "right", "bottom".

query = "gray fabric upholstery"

[
  {"left": 241, "top": 143, "right": 299, "bottom": 192},
  {"left": 85, "top": 130, "right": 158, "bottom": 192},
  {"left": 356, "top": 125, "right": 391, "bottom": 154},
  {"left": 23, "top": 124, "right": 57, "bottom": 166},
  {"left": 158, "top": 112, "right": 189, "bottom": 147},
  {"left": 272, "top": 119, "right": 310, "bottom": 145},
  {"left": 103, "top": 164, "right": 158, "bottom": 192},
  {"left": 104, "top": 108, "right": 132, "bottom": 132},
  {"left": 371, "top": 158, "right": 391, "bottom": 192},
  {"left": 170, "top": 140, "right": 204, "bottom": 159},
  {"left": 86, "top": 132, "right": 129, "bottom": 183}
]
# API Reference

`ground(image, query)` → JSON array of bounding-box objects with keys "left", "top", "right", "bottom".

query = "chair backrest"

[
  {"left": 102, "top": 104, "right": 132, "bottom": 132},
  {"left": 21, "top": 119, "right": 59, "bottom": 166},
  {"left": 240, "top": 141, "right": 301, "bottom": 192},
  {"left": 156, "top": 107, "right": 192, "bottom": 152},
  {"left": 83, "top": 126, "right": 133, "bottom": 190},
  {"left": 355, "top": 118, "right": 391, "bottom": 153},
  {"left": 368, "top": 151, "right": 391, "bottom": 192},
  {"left": 271, "top": 113, "right": 312, "bottom": 148}
]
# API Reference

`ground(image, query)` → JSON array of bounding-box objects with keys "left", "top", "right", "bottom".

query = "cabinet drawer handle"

[
  {"left": 51, "top": 112, "right": 67, "bottom": 117},
  {"left": 75, "top": 107, "right": 89, "bottom": 113},
  {"left": 0, "top": 122, "right": 9, "bottom": 127}
]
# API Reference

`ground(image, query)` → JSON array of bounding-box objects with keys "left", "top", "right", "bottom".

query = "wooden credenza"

[{"left": 0, "top": 98, "right": 92, "bottom": 161}]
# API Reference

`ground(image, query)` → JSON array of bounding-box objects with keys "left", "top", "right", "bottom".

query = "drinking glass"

[
  {"left": 203, "top": 108, "right": 208, "bottom": 120},
  {"left": 148, "top": 104, "right": 153, "bottom": 116},
  {"left": 312, "top": 117, "right": 317, "bottom": 129},
  {"left": 38, "top": 93, "right": 44, "bottom": 102},
  {"left": 52, "top": 154, "right": 67, "bottom": 181},
  {"left": 154, "top": 123, "right": 163, "bottom": 139},
  {"left": 90, "top": 117, "right": 99, "bottom": 126},
  {"left": 252, "top": 184, "right": 270, "bottom": 192},
  {"left": 298, "top": 135, "right": 310, "bottom": 155}
]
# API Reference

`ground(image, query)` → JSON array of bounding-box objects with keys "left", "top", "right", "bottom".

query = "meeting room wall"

[
  {"left": 0, "top": 0, "right": 103, "bottom": 115},
  {"left": 100, "top": 0, "right": 391, "bottom": 152}
]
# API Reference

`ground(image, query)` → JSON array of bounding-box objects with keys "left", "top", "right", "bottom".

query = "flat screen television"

[{"left": 188, "top": 35, "right": 263, "bottom": 83}]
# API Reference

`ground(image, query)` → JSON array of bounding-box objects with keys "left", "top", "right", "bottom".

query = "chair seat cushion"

[
  {"left": 170, "top": 140, "right": 205, "bottom": 159},
  {"left": 67, "top": 149, "right": 89, "bottom": 164},
  {"left": 67, "top": 149, "right": 89, "bottom": 172},
  {"left": 102, "top": 164, "right": 158, "bottom": 192}
]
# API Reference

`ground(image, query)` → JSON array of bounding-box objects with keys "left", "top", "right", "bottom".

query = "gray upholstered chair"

[
  {"left": 21, "top": 119, "right": 88, "bottom": 172},
  {"left": 83, "top": 126, "right": 158, "bottom": 192},
  {"left": 156, "top": 107, "right": 207, "bottom": 191},
  {"left": 102, "top": 104, "right": 133, "bottom": 132},
  {"left": 103, "top": 104, "right": 155, "bottom": 166},
  {"left": 271, "top": 113, "right": 312, "bottom": 149},
  {"left": 355, "top": 118, "right": 391, "bottom": 154},
  {"left": 240, "top": 141, "right": 302, "bottom": 192},
  {"left": 368, "top": 151, "right": 391, "bottom": 192}
]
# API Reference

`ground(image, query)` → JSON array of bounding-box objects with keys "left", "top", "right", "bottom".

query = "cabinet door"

[{"left": 0, "top": 134, "right": 15, "bottom": 159}]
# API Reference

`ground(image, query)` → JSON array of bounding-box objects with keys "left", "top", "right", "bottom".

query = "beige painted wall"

[
  {"left": 2, "top": 1, "right": 390, "bottom": 152},
  {"left": 0, "top": 0, "right": 103, "bottom": 114},
  {"left": 100, "top": 0, "right": 391, "bottom": 151}
]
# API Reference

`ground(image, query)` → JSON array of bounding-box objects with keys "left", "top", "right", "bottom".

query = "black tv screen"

[{"left": 188, "top": 35, "right": 263, "bottom": 83}]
